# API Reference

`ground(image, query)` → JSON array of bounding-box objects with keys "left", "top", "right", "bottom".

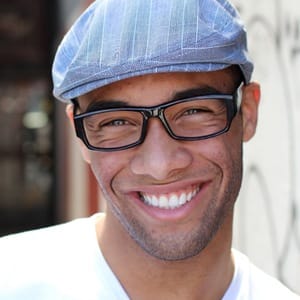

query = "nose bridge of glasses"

[
  {"left": 142, "top": 106, "right": 173, "bottom": 138},
  {"left": 151, "top": 107, "right": 160, "bottom": 117},
  {"left": 144, "top": 106, "right": 165, "bottom": 121}
]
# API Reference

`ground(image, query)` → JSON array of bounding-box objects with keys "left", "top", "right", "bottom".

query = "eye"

[
  {"left": 183, "top": 108, "right": 209, "bottom": 116},
  {"left": 103, "top": 119, "right": 130, "bottom": 127}
]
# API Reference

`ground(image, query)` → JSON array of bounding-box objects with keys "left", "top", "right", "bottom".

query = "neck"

[{"left": 96, "top": 212, "right": 234, "bottom": 300}]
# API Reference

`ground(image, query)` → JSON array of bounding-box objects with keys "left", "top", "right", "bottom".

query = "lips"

[{"left": 139, "top": 185, "right": 200, "bottom": 210}]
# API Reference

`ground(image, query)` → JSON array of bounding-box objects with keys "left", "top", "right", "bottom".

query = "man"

[{"left": 0, "top": 0, "right": 299, "bottom": 299}]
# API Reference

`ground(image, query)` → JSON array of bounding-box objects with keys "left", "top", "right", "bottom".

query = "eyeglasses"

[{"left": 72, "top": 83, "right": 243, "bottom": 152}]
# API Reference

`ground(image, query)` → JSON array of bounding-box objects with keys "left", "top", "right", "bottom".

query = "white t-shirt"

[{"left": 0, "top": 215, "right": 298, "bottom": 300}]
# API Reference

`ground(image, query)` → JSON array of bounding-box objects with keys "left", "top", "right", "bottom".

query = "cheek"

[
  {"left": 219, "top": 121, "right": 243, "bottom": 178},
  {"left": 88, "top": 152, "right": 130, "bottom": 191},
  {"left": 219, "top": 123, "right": 244, "bottom": 198},
  {"left": 193, "top": 132, "right": 242, "bottom": 169},
  {"left": 201, "top": 135, "right": 243, "bottom": 210},
  {"left": 192, "top": 120, "right": 243, "bottom": 186}
]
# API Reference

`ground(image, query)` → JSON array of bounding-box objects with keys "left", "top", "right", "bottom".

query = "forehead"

[{"left": 78, "top": 69, "right": 236, "bottom": 108}]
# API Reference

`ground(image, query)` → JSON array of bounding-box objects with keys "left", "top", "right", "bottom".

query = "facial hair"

[
  {"left": 101, "top": 166, "right": 242, "bottom": 261},
  {"left": 94, "top": 139, "right": 243, "bottom": 261}
]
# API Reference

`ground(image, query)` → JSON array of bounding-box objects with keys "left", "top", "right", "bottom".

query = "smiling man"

[
  {"left": 0, "top": 0, "right": 299, "bottom": 299},
  {"left": 72, "top": 69, "right": 247, "bottom": 265}
]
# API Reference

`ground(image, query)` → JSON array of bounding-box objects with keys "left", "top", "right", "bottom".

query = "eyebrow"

[
  {"left": 86, "top": 100, "right": 128, "bottom": 111},
  {"left": 172, "top": 86, "right": 223, "bottom": 101},
  {"left": 85, "top": 86, "right": 224, "bottom": 112}
]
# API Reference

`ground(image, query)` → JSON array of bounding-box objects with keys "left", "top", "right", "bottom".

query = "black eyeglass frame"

[{"left": 72, "top": 83, "right": 243, "bottom": 152}]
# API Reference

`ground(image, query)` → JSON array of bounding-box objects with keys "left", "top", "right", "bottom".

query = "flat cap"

[{"left": 52, "top": 0, "right": 253, "bottom": 102}]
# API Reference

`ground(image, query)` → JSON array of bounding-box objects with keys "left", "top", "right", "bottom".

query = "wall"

[{"left": 231, "top": 0, "right": 300, "bottom": 293}]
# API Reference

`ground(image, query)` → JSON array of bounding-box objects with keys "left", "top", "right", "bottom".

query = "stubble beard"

[
  {"left": 128, "top": 193, "right": 235, "bottom": 261},
  {"left": 105, "top": 175, "right": 240, "bottom": 261},
  {"left": 97, "top": 152, "right": 243, "bottom": 261}
]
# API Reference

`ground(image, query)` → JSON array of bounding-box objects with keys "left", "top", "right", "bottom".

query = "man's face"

[{"left": 75, "top": 70, "right": 259, "bottom": 261}]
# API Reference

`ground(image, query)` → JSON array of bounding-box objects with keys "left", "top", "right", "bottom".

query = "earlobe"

[
  {"left": 241, "top": 82, "right": 261, "bottom": 142},
  {"left": 65, "top": 103, "right": 91, "bottom": 164}
]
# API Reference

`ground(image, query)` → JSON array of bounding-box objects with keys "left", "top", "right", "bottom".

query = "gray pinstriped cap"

[{"left": 52, "top": 0, "right": 253, "bottom": 102}]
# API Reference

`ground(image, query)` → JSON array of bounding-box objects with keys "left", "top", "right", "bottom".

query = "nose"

[{"left": 130, "top": 119, "right": 193, "bottom": 181}]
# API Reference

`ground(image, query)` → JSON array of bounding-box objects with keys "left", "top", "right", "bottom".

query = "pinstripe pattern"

[{"left": 53, "top": 0, "right": 253, "bottom": 102}]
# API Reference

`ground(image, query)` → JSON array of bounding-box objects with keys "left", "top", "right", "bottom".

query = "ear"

[
  {"left": 241, "top": 82, "right": 261, "bottom": 142},
  {"left": 66, "top": 104, "right": 91, "bottom": 164}
]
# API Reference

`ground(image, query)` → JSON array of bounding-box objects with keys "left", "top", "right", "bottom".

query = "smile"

[{"left": 139, "top": 186, "right": 200, "bottom": 210}]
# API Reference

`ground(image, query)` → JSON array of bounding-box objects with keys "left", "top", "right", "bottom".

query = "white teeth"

[
  {"left": 159, "top": 196, "right": 168, "bottom": 208},
  {"left": 152, "top": 195, "right": 159, "bottom": 207},
  {"left": 169, "top": 194, "right": 179, "bottom": 207},
  {"left": 179, "top": 193, "right": 187, "bottom": 205},
  {"left": 141, "top": 187, "right": 200, "bottom": 209}
]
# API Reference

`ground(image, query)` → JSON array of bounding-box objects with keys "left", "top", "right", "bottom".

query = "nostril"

[{"left": 130, "top": 141, "right": 192, "bottom": 181}]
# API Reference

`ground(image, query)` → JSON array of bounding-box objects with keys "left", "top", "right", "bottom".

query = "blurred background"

[
  {"left": 0, "top": 0, "right": 299, "bottom": 294},
  {"left": 0, "top": 0, "right": 58, "bottom": 235},
  {"left": 0, "top": 0, "right": 95, "bottom": 236}
]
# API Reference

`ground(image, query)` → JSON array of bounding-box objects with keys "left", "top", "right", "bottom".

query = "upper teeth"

[{"left": 141, "top": 187, "right": 199, "bottom": 209}]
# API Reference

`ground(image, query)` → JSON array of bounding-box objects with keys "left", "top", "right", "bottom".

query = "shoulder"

[
  {"left": 247, "top": 262, "right": 299, "bottom": 299},
  {"left": 232, "top": 249, "right": 300, "bottom": 300},
  {"left": 0, "top": 216, "right": 101, "bottom": 299},
  {"left": 0, "top": 216, "right": 93, "bottom": 256}
]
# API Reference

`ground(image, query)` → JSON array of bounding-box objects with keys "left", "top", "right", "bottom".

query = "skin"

[{"left": 66, "top": 69, "right": 260, "bottom": 299}]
